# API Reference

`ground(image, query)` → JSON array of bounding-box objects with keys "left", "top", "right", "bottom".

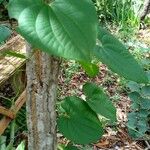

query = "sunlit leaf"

[
  {"left": 16, "top": 141, "right": 25, "bottom": 150},
  {"left": 8, "top": 0, "right": 98, "bottom": 61},
  {"left": 94, "top": 26, "right": 148, "bottom": 83}
]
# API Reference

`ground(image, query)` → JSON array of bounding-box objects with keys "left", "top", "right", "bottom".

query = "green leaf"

[
  {"left": 126, "top": 81, "right": 140, "bottom": 92},
  {"left": 57, "top": 96, "right": 104, "bottom": 144},
  {"left": 146, "top": 71, "right": 150, "bottom": 82},
  {"left": 16, "top": 141, "right": 25, "bottom": 150},
  {"left": 0, "top": 25, "right": 11, "bottom": 43},
  {"left": 140, "top": 98, "right": 150, "bottom": 110},
  {"left": 138, "top": 109, "right": 150, "bottom": 118},
  {"left": 83, "top": 82, "right": 102, "bottom": 98},
  {"left": 1, "top": 50, "right": 27, "bottom": 59},
  {"left": 8, "top": 0, "right": 98, "bottom": 61},
  {"left": 129, "top": 92, "right": 141, "bottom": 104},
  {"left": 94, "top": 26, "right": 148, "bottom": 83},
  {"left": 0, "top": 136, "right": 6, "bottom": 150},
  {"left": 127, "top": 112, "right": 137, "bottom": 129},
  {"left": 129, "top": 92, "right": 141, "bottom": 110},
  {"left": 136, "top": 119, "right": 148, "bottom": 135},
  {"left": 80, "top": 62, "right": 99, "bottom": 77},
  {"left": 83, "top": 83, "right": 116, "bottom": 123},
  {"left": 127, "top": 112, "right": 142, "bottom": 138},
  {"left": 127, "top": 110, "right": 149, "bottom": 138},
  {"left": 141, "top": 86, "right": 150, "bottom": 97},
  {"left": 0, "top": 0, "right": 4, "bottom": 4}
]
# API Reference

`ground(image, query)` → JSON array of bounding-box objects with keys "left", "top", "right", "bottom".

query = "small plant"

[
  {"left": 127, "top": 80, "right": 150, "bottom": 139},
  {"left": 94, "top": 0, "right": 141, "bottom": 28},
  {"left": 57, "top": 83, "right": 116, "bottom": 144}
]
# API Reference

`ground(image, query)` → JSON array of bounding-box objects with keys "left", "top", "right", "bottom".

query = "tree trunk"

[
  {"left": 26, "top": 43, "right": 60, "bottom": 150},
  {"left": 140, "top": 0, "right": 150, "bottom": 21}
]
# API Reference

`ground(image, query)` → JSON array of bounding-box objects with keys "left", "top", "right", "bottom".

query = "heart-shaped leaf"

[
  {"left": 94, "top": 26, "right": 148, "bottom": 83},
  {"left": 57, "top": 96, "right": 104, "bottom": 144},
  {"left": 8, "top": 0, "right": 98, "bottom": 61},
  {"left": 83, "top": 83, "right": 116, "bottom": 123}
]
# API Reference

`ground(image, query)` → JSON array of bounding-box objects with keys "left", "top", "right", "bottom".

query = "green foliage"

[
  {"left": 0, "top": 25, "right": 11, "bottom": 44},
  {"left": 58, "top": 83, "right": 117, "bottom": 144},
  {"left": 0, "top": 50, "right": 27, "bottom": 59},
  {"left": 57, "top": 96, "right": 104, "bottom": 144},
  {"left": 0, "top": 136, "right": 7, "bottom": 150},
  {"left": 0, "top": 95, "right": 26, "bottom": 148},
  {"left": 0, "top": 0, "right": 4, "bottom": 4},
  {"left": 16, "top": 141, "right": 25, "bottom": 150},
  {"left": 0, "top": 121, "right": 16, "bottom": 150},
  {"left": 94, "top": 0, "right": 140, "bottom": 28},
  {"left": 8, "top": 0, "right": 97, "bottom": 61},
  {"left": 0, "top": 139, "right": 25, "bottom": 150},
  {"left": 126, "top": 47, "right": 150, "bottom": 140},
  {"left": 94, "top": 26, "right": 148, "bottom": 83},
  {"left": 83, "top": 83, "right": 116, "bottom": 123},
  {"left": 15, "top": 106, "right": 27, "bottom": 131},
  {"left": 64, "top": 145, "right": 79, "bottom": 150},
  {"left": 127, "top": 81, "right": 150, "bottom": 139},
  {"left": 8, "top": 0, "right": 147, "bottom": 83},
  {"left": 80, "top": 62, "right": 99, "bottom": 77}
]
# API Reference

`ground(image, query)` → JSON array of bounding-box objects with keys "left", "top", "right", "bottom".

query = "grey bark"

[
  {"left": 26, "top": 43, "right": 61, "bottom": 150},
  {"left": 140, "top": 0, "right": 150, "bottom": 21}
]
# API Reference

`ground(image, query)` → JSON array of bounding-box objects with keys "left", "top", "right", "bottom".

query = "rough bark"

[
  {"left": 26, "top": 43, "right": 61, "bottom": 150},
  {"left": 140, "top": 0, "right": 150, "bottom": 21}
]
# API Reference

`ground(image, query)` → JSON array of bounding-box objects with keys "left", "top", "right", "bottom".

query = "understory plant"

[
  {"left": 127, "top": 80, "right": 150, "bottom": 139},
  {"left": 94, "top": 0, "right": 142, "bottom": 36},
  {"left": 6, "top": 0, "right": 148, "bottom": 149}
]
